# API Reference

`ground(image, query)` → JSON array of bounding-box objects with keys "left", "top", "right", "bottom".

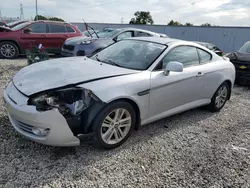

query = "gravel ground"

[{"left": 0, "top": 59, "right": 250, "bottom": 188}]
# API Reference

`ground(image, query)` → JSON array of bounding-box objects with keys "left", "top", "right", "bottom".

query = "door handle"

[
  {"left": 41, "top": 35, "right": 47, "bottom": 37},
  {"left": 196, "top": 72, "right": 204, "bottom": 77}
]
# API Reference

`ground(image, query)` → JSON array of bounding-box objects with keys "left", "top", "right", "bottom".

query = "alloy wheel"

[
  {"left": 0, "top": 44, "right": 16, "bottom": 58},
  {"left": 215, "top": 85, "right": 228, "bottom": 109},
  {"left": 101, "top": 108, "right": 132, "bottom": 145}
]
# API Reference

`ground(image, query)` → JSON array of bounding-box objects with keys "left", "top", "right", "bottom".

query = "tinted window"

[
  {"left": 27, "top": 23, "right": 47, "bottom": 33},
  {"left": 117, "top": 31, "right": 133, "bottom": 40},
  {"left": 49, "top": 24, "right": 66, "bottom": 33},
  {"left": 197, "top": 48, "right": 212, "bottom": 63},
  {"left": 161, "top": 46, "right": 199, "bottom": 69},
  {"left": 137, "top": 31, "right": 152, "bottom": 37},
  {"left": 66, "top": 26, "right": 75, "bottom": 33}
]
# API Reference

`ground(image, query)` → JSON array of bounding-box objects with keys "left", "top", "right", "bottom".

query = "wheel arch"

[
  {"left": 99, "top": 97, "right": 141, "bottom": 130},
  {"left": 224, "top": 79, "right": 232, "bottom": 100},
  {"left": 0, "top": 39, "right": 22, "bottom": 54}
]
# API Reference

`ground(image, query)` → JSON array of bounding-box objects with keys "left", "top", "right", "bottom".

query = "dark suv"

[
  {"left": 61, "top": 27, "right": 166, "bottom": 57},
  {"left": 0, "top": 20, "right": 83, "bottom": 59}
]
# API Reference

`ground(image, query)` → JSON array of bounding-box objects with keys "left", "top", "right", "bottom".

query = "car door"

[
  {"left": 19, "top": 22, "right": 49, "bottom": 50},
  {"left": 45, "top": 23, "right": 69, "bottom": 54},
  {"left": 196, "top": 48, "right": 223, "bottom": 99},
  {"left": 147, "top": 45, "right": 207, "bottom": 123}
]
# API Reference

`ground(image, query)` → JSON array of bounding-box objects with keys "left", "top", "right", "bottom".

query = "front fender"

[{"left": 78, "top": 71, "right": 151, "bottom": 121}]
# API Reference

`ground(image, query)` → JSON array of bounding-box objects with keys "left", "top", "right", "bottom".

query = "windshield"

[
  {"left": 96, "top": 28, "right": 121, "bottom": 38},
  {"left": 239, "top": 41, "right": 250, "bottom": 53},
  {"left": 11, "top": 22, "right": 30, "bottom": 31},
  {"left": 91, "top": 40, "right": 166, "bottom": 70}
]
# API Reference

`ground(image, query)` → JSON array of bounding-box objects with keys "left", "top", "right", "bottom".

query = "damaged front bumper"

[{"left": 3, "top": 84, "right": 81, "bottom": 147}]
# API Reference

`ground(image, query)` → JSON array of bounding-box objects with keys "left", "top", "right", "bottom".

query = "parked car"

[
  {"left": 61, "top": 27, "right": 167, "bottom": 57},
  {"left": 194, "top": 41, "right": 223, "bottom": 56},
  {"left": 4, "top": 37, "right": 235, "bottom": 149},
  {"left": 225, "top": 41, "right": 250, "bottom": 86},
  {"left": 0, "top": 20, "right": 82, "bottom": 59}
]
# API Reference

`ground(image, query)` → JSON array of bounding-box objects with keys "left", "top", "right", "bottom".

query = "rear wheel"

[
  {"left": 208, "top": 82, "right": 230, "bottom": 112},
  {"left": 0, "top": 41, "right": 19, "bottom": 59},
  {"left": 93, "top": 101, "right": 136, "bottom": 149}
]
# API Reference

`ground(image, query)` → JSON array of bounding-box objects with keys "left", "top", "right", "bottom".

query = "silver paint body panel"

[{"left": 3, "top": 37, "right": 236, "bottom": 146}]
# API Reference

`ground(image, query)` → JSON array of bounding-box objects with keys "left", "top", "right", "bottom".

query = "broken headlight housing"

[{"left": 29, "top": 88, "right": 94, "bottom": 116}]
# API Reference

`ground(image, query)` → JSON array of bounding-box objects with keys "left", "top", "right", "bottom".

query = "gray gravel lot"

[{"left": 0, "top": 59, "right": 250, "bottom": 188}]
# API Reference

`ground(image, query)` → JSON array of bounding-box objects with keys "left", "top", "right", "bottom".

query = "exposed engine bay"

[{"left": 28, "top": 88, "right": 93, "bottom": 116}]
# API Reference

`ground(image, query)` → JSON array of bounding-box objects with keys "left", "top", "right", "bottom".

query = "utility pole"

[
  {"left": 0, "top": 9, "right": 2, "bottom": 20},
  {"left": 20, "top": 3, "right": 24, "bottom": 20},
  {"left": 35, "top": 0, "right": 38, "bottom": 20},
  {"left": 121, "top": 17, "right": 124, "bottom": 24}
]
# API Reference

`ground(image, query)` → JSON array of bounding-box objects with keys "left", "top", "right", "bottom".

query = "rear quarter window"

[
  {"left": 66, "top": 26, "right": 75, "bottom": 33},
  {"left": 49, "top": 24, "right": 66, "bottom": 33},
  {"left": 197, "top": 48, "right": 212, "bottom": 63}
]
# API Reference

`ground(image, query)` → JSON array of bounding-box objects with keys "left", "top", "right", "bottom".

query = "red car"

[{"left": 0, "top": 20, "right": 83, "bottom": 59}]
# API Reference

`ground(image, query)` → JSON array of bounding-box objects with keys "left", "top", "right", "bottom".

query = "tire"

[
  {"left": 92, "top": 101, "right": 136, "bottom": 149},
  {"left": 208, "top": 82, "right": 230, "bottom": 112},
  {"left": 0, "top": 41, "right": 19, "bottom": 59}
]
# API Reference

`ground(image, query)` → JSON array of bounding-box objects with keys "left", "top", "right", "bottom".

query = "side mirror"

[
  {"left": 164, "top": 61, "right": 183, "bottom": 76},
  {"left": 113, "top": 37, "right": 118, "bottom": 42},
  {"left": 23, "top": 28, "right": 31, "bottom": 34}
]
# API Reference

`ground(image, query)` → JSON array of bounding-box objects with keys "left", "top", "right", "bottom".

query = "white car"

[{"left": 3, "top": 37, "right": 235, "bottom": 149}]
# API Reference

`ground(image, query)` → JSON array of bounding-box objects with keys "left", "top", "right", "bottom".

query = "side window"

[
  {"left": 116, "top": 31, "right": 133, "bottom": 41},
  {"left": 49, "top": 24, "right": 66, "bottom": 33},
  {"left": 197, "top": 48, "right": 212, "bottom": 63},
  {"left": 65, "top": 26, "right": 75, "bottom": 33},
  {"left": 27, "top": 23, "right": 47, "bottom": 33},
  {"left": 160, "top": 46, "right": 199, "bottom": 69},
  {"left": 137, "top": 31, "right": 152, "bottom": 37}
]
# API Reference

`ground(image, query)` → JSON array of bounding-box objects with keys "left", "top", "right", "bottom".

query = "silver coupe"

[{"left": 3, "top": 37, "right": 235, "bottom": 149}]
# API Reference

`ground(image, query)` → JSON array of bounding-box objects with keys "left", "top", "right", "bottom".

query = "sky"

[{"left": 1, "top": 0, "right": 250, "bottom": 26}]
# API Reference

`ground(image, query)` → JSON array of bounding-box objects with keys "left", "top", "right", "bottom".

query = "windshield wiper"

[{"left": 103, "top": 59, "right": 122, "bottom": 67}]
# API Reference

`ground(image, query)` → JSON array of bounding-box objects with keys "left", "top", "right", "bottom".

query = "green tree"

[
  {"left": 167, "top": 20, "right": 182, "bottom": 26},
  {"left": 48, "top": 17, "right": 64, "bottom": 22},
  {"left": 34, "top": 15, "right": 64, "bottom": 22},
  {"left": 129, "top": 11, "right": 154, "bottom": 25},
  {"left": 34, "top": 15, "right": 47, "bottom": 21},
  {"left": 185, "top": 22, "right": 193, "bottom": 26},
  {"left": 201, "top": 23, "right": 211, "bottom": 26}
]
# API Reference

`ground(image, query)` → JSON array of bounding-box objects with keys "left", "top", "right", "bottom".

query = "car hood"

[
  {"left": 226, "top": 51, "right": 250, "bottom": 63},
  {"left": 12, "top": 57, "right": 140, "bottom": 96},
  {"left": 65, "top": 36, "right": 93, "bottom": 45}
]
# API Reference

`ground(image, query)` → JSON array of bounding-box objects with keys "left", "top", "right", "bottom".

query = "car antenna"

[{"left": 82, "top": 19, "right": 99, "bottom": 38}]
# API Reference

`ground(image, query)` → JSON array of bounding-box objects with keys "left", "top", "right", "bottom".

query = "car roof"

[
  {"left": 28, "top": 20, "right": 73, "bottom": 25},
  {"left": 125, "top": 36, "right": 182, "bottom": 45}
]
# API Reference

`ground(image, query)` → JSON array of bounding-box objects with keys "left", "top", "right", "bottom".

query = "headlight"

[
  {"left": 77, "top": 39, "right": 96, "bottom": 45},
  {"left": 29, "top": 88, "right": 93, "bottom": 116}
]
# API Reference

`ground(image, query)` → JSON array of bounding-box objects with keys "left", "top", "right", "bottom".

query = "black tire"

[
  {"left": 92, "top": 101, "right": 136, "bottom": 149},
  {"left": 208, "top": 82, "right": 230, "bottom": 112},
  {"left": 0, "top": 41, "right": 19, "bottom": 59}
]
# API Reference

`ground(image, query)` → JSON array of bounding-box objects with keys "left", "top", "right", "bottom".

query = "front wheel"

[
  {"left": 93, "top": 101, "right": 136, "bottom": 149},
  {"left": 208, "top": 82, "right": 230, "bottom": 112}
]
